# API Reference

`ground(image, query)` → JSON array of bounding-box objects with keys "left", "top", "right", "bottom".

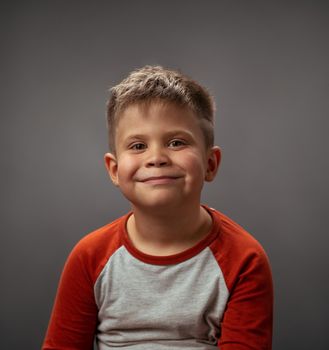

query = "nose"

[{"left": 146, "top": 146, "right": 170, "bottom": 167}]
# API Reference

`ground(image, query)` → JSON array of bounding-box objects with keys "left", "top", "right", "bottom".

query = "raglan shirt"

[{"left": 42, "top": 207, "right": 273, "bottom": 350}]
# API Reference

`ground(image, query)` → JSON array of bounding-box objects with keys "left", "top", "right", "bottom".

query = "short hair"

[{"left": 106, "top": 65, "right": 216, "bottom": 153}]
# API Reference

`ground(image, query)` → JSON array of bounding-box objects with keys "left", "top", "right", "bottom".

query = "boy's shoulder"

[
  {"left": 65, "top": 213, "right": 129, "bottom": 283},
  {"left": 209, "top": 207, "right": 267, "bottom": 255},
  {"left": 75, "top": 214, "right": 127, "bottom": 252},
  {"left": 209, "top": 207, "right": 272, "bottom": 291}
]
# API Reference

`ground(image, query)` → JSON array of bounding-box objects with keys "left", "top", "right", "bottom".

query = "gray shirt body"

[{"left": 94, "top": 245, "right": 229, "bottom": 349}]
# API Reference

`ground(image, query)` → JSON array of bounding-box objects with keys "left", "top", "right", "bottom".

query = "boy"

[{"left": 43, "top": 65, "right": 273, "bottom": 350}]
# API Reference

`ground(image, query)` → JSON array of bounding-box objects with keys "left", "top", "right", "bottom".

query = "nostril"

[
  {"left": 146, "top": 149, "right": 170, "bottom": 167},
  {"left": 147, "top": 159, "right": 168, "bottom": 167}
]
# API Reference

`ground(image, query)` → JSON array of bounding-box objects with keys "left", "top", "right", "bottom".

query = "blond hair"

[{"left": 106, "top": 65, "right": 215, "bottom": 152}]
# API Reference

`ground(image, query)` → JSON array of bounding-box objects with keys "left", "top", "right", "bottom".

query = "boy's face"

[{"left": 105, "top": 101, "right": 221, "bottom": 211}]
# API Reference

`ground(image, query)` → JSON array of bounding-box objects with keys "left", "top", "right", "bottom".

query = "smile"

[{"left": 140, "top": 176, "right": 181, "bottom": 185}]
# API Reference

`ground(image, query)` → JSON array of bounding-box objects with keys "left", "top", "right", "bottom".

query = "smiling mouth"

[{"left": 140, "top": 176, "right": 181, "bottom": 185}]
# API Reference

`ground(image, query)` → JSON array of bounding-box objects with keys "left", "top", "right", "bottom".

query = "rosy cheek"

[{"left": 118, "top": 156, "right": 139, "bottom": 177}]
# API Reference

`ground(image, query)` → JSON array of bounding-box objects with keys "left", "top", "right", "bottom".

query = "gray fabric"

[{"left": 94, "top": 245, "right": 229, "bottom": 349}]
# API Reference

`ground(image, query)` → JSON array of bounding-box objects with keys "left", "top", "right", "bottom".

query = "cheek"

[
  {"left": 117, "top": 155, "right": 140, "bottom": 180},
  {"left": 181, "top": 153, "right": 207, "bottom": 177}
]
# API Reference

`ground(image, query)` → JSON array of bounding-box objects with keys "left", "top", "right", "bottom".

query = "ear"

[
  {"left": 104, "top": 152, "right": 119, "bottom": 186},
  {"left": 205, "top": 146, "right": 221, "bottom": 182}
]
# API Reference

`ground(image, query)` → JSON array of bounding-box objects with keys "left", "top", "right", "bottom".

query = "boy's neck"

[{"left": 126, "top": 203, "right": 212, "bottom": 256}]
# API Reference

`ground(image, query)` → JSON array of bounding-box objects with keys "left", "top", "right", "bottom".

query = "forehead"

[{"left": 116, "top": 100, "right": 200, "bottom": 132}]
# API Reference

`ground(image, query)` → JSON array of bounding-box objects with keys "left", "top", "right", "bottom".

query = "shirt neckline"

[{"left": 120, "top": 205, "right": 221, "bottom": 265}]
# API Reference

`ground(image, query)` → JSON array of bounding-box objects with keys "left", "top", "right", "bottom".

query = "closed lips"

[
  {"left": 141, "top": 176, "right": 179, "bottom": 182},
  {"left": 139, "top": 175, "right": 182, "bottom": 182}
]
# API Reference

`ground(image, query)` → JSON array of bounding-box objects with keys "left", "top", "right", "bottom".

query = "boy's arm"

[
  {"left": 42, "top": 244, "right": 98, "bottom": 350},
  {"left": 218, "top": 249, "right": 273, "bottom": 350}
]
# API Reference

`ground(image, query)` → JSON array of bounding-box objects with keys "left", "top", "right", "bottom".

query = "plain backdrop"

[{"left": 1, "top": 1, "right": 328, "bottom": 349}]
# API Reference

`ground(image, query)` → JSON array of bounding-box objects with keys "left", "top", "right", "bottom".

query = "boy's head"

[
  {"left": 106, "top": 65, "right": 216, "bottom": 154},
  {"left": 104, "top": 66, "right": 221, "bottom": 211}
]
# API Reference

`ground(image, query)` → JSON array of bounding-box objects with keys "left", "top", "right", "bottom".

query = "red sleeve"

[
  {"left": 218, "top": 250, "right": 273, "bottom": 350},
  {"left": 42, "top": 243, "right": 98, "bottom": 350},
  {"left": 42, "top": 216, "right": 125, "bottom": 350},
  {"left": 210, "top": 212, "right": 274, "bottom": 350}
]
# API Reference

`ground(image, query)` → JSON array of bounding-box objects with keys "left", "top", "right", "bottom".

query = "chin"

[
  {"left": 141, "top": 199, "right": 179, "bottom": 209},
  {"left": 132, "top": 196, "right": 184, "bottom": 211}
]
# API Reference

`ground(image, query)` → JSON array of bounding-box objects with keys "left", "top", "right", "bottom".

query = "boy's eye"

[
  {"left": 130, "top": 143, "right": 146, "bottom": 150},
  {"left": 168, "top": 139, "right": 186, "bottom": 148}
]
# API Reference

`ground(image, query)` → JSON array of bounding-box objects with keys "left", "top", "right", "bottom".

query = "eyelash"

[
  {"left": 130, "top": 143, "right": 146, "bottom": 150},
  {"left": 168, "top": 139, "right": 186, "bottom": 148}
]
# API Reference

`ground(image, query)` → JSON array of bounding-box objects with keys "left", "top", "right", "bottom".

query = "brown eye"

[
  {"left": 131, "top": 143, "right": 146, "bottom": 150},
  {"left": 168, "top": 139, "right": 186, "bottom": 148}
]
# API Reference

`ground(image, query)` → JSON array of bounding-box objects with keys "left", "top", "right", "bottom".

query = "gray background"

[{"left": 1, "top": 1, "right": 328, "bottom": 349}]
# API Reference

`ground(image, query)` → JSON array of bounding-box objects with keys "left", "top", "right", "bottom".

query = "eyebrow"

[{"left": 123, "top": 130, "right": 195, "bottom": 142}]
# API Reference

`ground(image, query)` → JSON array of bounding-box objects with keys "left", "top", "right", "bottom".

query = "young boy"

[{"left": 42, "top": 66, "right": 273, "bottom": 350}]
